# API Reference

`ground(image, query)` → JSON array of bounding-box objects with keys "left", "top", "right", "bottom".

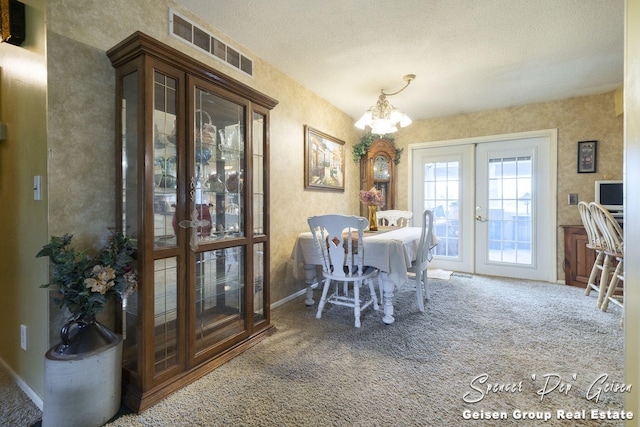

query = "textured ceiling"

[{"left": 175, "top": 0, "right": 624, "bottom": 122}]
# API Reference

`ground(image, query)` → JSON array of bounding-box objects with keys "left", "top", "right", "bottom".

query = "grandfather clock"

[{"left": 360, "top": 138, "right": 396, "bottom": 216}]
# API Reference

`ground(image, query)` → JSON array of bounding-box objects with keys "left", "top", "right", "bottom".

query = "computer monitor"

[{"left": 595, "top": 180, "right": 624, "bottom": 213}]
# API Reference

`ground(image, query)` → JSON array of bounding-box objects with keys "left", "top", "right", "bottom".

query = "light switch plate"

[
  {"left": 20, "top": 325, "right": 27, "bottom": 350},
  {"left": 34, "top": 176, "right": 42, "bottom": 200},
  {"left": 568, "top": 193, "right": 578, "bottom": 205}
]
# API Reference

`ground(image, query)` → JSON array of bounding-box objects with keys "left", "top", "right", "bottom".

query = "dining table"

[{"left": 291, "top": 226, "right": 423, "bottom": 324}]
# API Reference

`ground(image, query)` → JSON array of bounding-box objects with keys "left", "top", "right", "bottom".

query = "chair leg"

[
  {"left": 317, "top": 277, "right": 379, "bottom": 327},
  {"left": 367, "top": 278, "right": 379, "bottom": 311},
  {"left": 596, "top": 254, "right": 611, "bottom": 309},
  {"left": 316, "top": 278, "right": 331, "bottom": 319},
  {"left": 601, "top": 260, "right": 623, "bottom": 312},
  {"left": 353, "top": 281, "right": 361, "bottom": 328},
  {"left": 415, "top": 269, "right": 426, "bottom": 312},
  {"left": 585, "top": 251, "right": 604, "bottom": 296},
  {"left": 600, "top": 274, "right": 619, "bottom": 312},
  {"left": 422, "top": 268, "right": 430, "bottom": 301}
]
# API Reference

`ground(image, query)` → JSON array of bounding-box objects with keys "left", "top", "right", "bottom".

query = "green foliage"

[
  {"left": 37, "top": 232, "right": 138, "bottom": 319},
  {"left": 352, "top": 133, "right": 403, "bottom": 165}
]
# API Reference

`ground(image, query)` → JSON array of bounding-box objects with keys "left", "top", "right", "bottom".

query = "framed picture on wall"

[
  {"left": 304, "top": 125, "right": 345, "bottom": 191},
  {"left": 0, "top": 0, "right": 26, "bottom": 46},
  {"left": 577, "top": 140, "right": 597, "bottom": 173}
]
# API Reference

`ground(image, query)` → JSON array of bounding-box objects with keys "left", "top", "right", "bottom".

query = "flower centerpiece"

[
  {"left": 359, "top": 187, "right": 385, "bottom": 231},
  {"left": 37, "top": 231, "right": 138, "bottom": 354}
]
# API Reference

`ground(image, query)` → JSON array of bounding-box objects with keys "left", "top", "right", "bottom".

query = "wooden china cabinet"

[
  {"left": 107, "top": 32, "right": 278, "bottom": 412},
  {"left": 360, "top": 138, "right": 397, "bottom": 216}
]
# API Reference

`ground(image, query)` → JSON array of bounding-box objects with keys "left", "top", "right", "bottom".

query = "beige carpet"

[
  {"left": 1, "top": 274, "right": 625, "bottom": 426},
  {"left": 0, "top": 363, "right": 42, "bottom": 426},
  {"left": 100, "top": 274, "right": 625, "bottom": 427}
]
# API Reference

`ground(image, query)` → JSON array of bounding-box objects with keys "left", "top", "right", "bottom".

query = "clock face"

[{"left": 373, "top": 156, "right": 390, "bottom": 181}]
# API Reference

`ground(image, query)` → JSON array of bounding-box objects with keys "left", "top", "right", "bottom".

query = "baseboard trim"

[
  {"left": 271, "top": 288, "right": 308, "bottom": 309},
  {"left": 0, "top": 357, "right": 43, "bottom": 410}
]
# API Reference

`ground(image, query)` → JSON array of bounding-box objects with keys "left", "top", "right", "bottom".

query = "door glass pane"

[
  {"left": 193, "top": 88, "right": 245, "bottom": 242},
  {"left": 423, "top": 161, "right": 460, "bottom": 257},
  {"left": 487, "top": 156, "right": 532, "bottom": 264},
  {"left": 154, "top": 257, "right": 179, "bottom": 373},
  {"left": 253, "top": 243, "right": 265, "bottom": 323},
  {"left": 195, "top": 248, "right": 245, "bottom": 354},
  {"left": 153, "top": 72, "right": 178, "bottom": 248},
  {"left": 253, "top": 112, "right": 265, "bottom": 235}
]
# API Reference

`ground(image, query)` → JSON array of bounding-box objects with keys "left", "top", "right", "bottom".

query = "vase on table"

[
  {"left": 368, "top": 205, "right": 378, "bottom": 231},
  {"left": 43, "top": 314, "right": 123, "bottom": 427}
]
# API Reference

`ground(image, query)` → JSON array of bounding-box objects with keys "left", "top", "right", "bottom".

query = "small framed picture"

[
  {"left": 304, "top": 125, "right": 345, "bottom": 191},
  {"left": 577, "top": 140, "right": 597, "bottom": 173}
]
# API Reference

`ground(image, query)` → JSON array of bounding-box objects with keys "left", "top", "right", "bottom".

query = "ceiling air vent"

[{"left": 169, "top": 9, "right": 253, "bottom": 77}]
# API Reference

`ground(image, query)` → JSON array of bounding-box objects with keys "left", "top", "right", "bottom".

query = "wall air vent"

[{"left": 169, "top": 9, "right": 253, "bottom": 77}]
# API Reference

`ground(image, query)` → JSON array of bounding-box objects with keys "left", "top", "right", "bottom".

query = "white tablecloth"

[{"left": 291, "top": 227, "right": 422, "bottom": 287}]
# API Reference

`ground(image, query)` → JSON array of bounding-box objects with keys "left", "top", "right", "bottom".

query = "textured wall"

[
  {"left": 392, "top": 92, "right": 623, "bottom": 280},
  {"left": 0, "top": 0, "right": 49, "bottom": 400}
]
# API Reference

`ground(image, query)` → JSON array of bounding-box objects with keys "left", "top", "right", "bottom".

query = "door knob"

[{"left": 475, "top": 206, "right": 487, "bottom": 222}]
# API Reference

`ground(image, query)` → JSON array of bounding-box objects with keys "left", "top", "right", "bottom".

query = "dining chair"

[
  {"left": 577, "top": 201, "right": 609, "bottom": 308},
  {"left": 308, "top": 214, "right": 379, "bottom": 327},
  {"left": 404, "top": 209, "right": 436, "bottom": 312},
  {"left": 590, "top": 202, "right": 624, "bottom": 323},
  {"left": 377, "top": 210, "right": 413, "bottom": 227}
]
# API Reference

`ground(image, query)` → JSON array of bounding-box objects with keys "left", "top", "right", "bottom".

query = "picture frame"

[
  {"left": 0, "top": 0, "right": 26, "bottom": 46},
  {"left": 304, "top": 125, "right": 345, "bottom": 191},
  {"left": 577, "top": 140, "right": 597, "bottom": 173}
]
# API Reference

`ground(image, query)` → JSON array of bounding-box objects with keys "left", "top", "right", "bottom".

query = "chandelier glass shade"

[{"left": 355, "top": 74, "right": 415, "bottom": 135}]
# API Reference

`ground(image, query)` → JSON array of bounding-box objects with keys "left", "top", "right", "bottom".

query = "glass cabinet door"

[
  {"left": 252, "top": 111, "right": 267, "bottom": 324},
  {"left": 153, "top": 72, "right": 178, "bottom": 249},
  {"left": 120, "top": 70, "right": 140, "bottom": 374},
  {"left": 190, "top": 84, "right": 248, "bottom": 357},
  {"left": 152, "top": 71, "right": 181, "bottom": 376}
]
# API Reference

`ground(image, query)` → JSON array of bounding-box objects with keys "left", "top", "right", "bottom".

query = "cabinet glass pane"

[
  {"left": 253, "top": 243, "right": 265, "bottom": 323},
  {"left": 154, "top": 257, "right": 179, "bottom": 373},
  {"left": 122, "top": 72, "right": 139, "bottom": 237},
  {"left": 253, "top": 112, "right": 265, "bottom": 235},
  {"left": 153, "top": 72, "right": 178, "bottom": 248},
  {"left": 193, "top": 87, "right": 245, "bottom": 243},
  {"left": 195, "top": 248, "right": 245, "bottom": 353},
  {"left": 122, "top": 290, "right": 138, "bottom": 371},
  {"left": 121, "top": 71, "right": 139, "bottom": 374}
]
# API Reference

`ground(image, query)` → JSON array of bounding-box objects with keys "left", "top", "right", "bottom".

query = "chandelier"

[{"left": 355, "top": 74, "right": 416, "bottom": 135}]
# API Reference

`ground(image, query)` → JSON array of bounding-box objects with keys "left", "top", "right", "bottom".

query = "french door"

[{"left": 410, "top": 130, "right": 557, "bottom": 282}]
